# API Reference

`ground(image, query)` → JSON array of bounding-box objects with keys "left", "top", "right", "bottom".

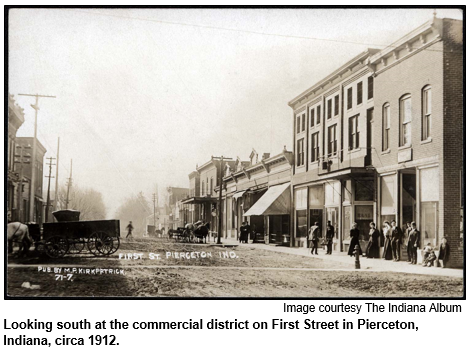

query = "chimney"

[{"left": 262, "top": 153, "right": 270, "bottom": 160}]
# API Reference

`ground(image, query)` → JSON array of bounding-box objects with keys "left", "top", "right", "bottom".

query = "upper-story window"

[
  {"left": 311, "top": 132, "right": 319, "bottom": 163},
  {"left": 349, "top": 115, "right": 359, "bottom": 150},
  {"left": 310, "top": 108, "right": 315, "bottom": 128},
  {"left": 422, "top": 86, "right": 432, "bottom": 140},
  {"left": 327, "top": 99, "right": 332, "bottom": 120},
  {"left": 347, "top": 87, "right": 353, "bottom": 110},
  {"left": 210, "top": 177, "right": 214, "bottom": 195},
  {"left": 201, "top": 181, "right": 205, "bottom": 196},
  {"left": 382, "top": 103, "right": 390, "bottom": 151},
  {"left": 297, "top": 138, "right": 305, "bottom": 167},
  {"left": 357, "top": 81, "right": 363, "bottom": 105},
  {"left": 328, "top": 125, "right": 337, "bottom": 157},
  {"left": 368, "top": 76, "right": 374, "bottom": 100},
  {"left": 399, "top": 94, "right": 412, "bottom": 146},
  {"left": 301, "top": 114, "right": 306, "bottom": 132},
  {"left": 297, "top": 115, "right": 301, "bottom": 134},
  {"left": 316, "top": 105, "right": 321, "bottom": 124},
  {"left": 334, "top": 95, "right": 339, "bottom": 116},
  {"left": 206, "top": 180, "right": 209, "bottom": 195}
]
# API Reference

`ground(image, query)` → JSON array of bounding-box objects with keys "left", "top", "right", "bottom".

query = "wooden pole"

[{"left": 217, "top": 156, "right": 224, "bottom": 244}]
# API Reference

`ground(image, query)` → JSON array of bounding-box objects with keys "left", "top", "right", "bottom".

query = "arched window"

[
  {"left": 382, "top": 103, "right": 390, "bottom": 151},
  {"left": 422, "top": 85, "right": 432, "bottom": 140},
  {"left": 399, "top": 94, "right": 412, "bottom": 146}
]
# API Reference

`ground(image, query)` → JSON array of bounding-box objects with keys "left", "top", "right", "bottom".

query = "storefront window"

[
  {"left": 326, "top": 207, "right": 339, "bottom": 239},
  {"left": 355, "top": 179, "right": 374, "bottom": 201},
  {"left": 381, "top": 174, "right": 396, "bottom": 217},
  {"left": 296, "top": 210, "right": 307, "bottom": 238},
  {"left": 343, "top": 206, "right": 351, "bottom": 241},
  {"left": 309, "top": 186, "right": 324, "bottom": 207},
  {"left": 355, "top": 205, "right": 373, "bottom": 241},
  {"left": 325, "top": 182, "right": 341, "bottom": 206},
  {"left": 420, "top": 167, "right": 439, "bottom": 247}
]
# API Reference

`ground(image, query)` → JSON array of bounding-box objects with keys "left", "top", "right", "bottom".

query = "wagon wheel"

[
  {"left": 45, "top": 236, "right": 69, "bottom": 258},
  {"left": 88, "top": 232, "right": 113, "bottom": 256},
  {"left": 107, "top": 236, "right": 120, "bottom": 255},
  {"left": 67, "top": 238, "right": 86, "bottom": 254}
]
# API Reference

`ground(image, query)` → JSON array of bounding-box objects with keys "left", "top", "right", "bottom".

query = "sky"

[{"left": 8, "top": 8, "right": 463, "bottom": 218}]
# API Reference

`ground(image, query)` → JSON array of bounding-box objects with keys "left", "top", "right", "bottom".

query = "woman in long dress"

[
  {"left": 348, "top": 222, "right": 362, "bottom": 257},
  {"left": 366, "top": 222, "right": 380, "bottom": 258},
  {"left": 382, "top": 221, "right": 393, "bottom": 260}
]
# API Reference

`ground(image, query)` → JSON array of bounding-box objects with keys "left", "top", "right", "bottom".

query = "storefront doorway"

[{"left": 401, "top": 172, "right": 416, "bottom": 232}]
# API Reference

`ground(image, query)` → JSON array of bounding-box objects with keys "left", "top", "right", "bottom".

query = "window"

[
  {"left": 349, "top": 115, "right": 359, "bottom": 150},
  {"left": 301, "top": 114, "right": 306, "bottom": 132},
  {"left": 201, "top": 181, "right": 205, "bottom": 196},
  {"left": 400, "top": 95, "right": 412, "bottom": 146},
  {"left": 311, "top": 132, "right": 319, "bottom": 162},
  {"left": 297, "top": 115, "right": 301, "bottom": 134},
  {"left": 327, "top": 99, "right": 332, "bottom": 119},
  {"left": 422, "top": 86, "right": 432, "bottom": 140},
  {"left": 328, "top": 125, "right": 337, "bottom": 157},
  {"left": 347, "top": 87, "right": 353, "bottom": 109},
  {"left": 316, "top": 105, "right": 321, "bottom": 124},
  {"left": 310, "top": 108, "right": 315, "bottom": 127},
  {"left": 297, "top": 139, "right": 305, "bottom": 166},
  {"left": 357, "top": 81, "right": 363, "bottom": 105},
  {"left": 334, "top": 95, "right": 339, "bottom": 116},
  {"left": 210, "top": 177, "right": 213, "bottom": 195},
  {"left": 382, "top": 103, "right": 390, "bottom": 151},
  {"left": 368, "top": 76, "right": 374, "bottom": 100}
]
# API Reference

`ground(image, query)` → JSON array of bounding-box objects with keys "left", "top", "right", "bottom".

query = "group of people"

[
  {"left": 307, "top": 219, "right": 451, "bottom": 268},
  {"left": 239, "top": 221, "right": 251, "bottom": 243}
]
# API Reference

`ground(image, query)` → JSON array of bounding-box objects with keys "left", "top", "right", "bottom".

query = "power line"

[{"left": 61, "top": 9, "right": 461, "bottom": 54}]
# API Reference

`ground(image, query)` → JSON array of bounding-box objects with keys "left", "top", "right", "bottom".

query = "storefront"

[{"left": 244, "top": 183, "right": 291, "bottom": 245}]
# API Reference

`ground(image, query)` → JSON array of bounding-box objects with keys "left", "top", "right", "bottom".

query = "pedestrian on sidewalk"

[
  {"left": 239, "top": 221, "right": 249, "bottom": 243},
  {"left": 308, "top": 222, "right": 320, "bottom": 255},
  {"left": 391, "top": 220, "right": 403, "bottom": 261},
  {"left": 325, "top": 221, "right": 335, "bottom": 255},
  {"left": 438, "top": 237, "right": 450, "bottom": 268},
  {"left": 126, "top": 221, "right": 134, "bottom": 241},
  {"left": 422, "top": 243, "right": 436, "bottom": 267},
  {"left": 366, "top": 222, "right": 380, "bottom": 258},
  {"left": 382, "top": 221, "right": 393, "bottom": 260},
  {"left": 348, "top": 222, "right": 362, "bottom": 257},
  {"left": 404, "top": 222, "right": 413, "bottom": 262},
  {"left": 407, "top": 222, "right": 420, "bottom": 264}
]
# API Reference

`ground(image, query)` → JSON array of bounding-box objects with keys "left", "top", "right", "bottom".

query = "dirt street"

[{"left": 7, "top": 239, "right": 463, "bottom": 297}]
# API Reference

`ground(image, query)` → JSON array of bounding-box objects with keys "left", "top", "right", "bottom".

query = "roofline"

[{"left": 288, "top": 49, "right": 379, "bottom": 107}]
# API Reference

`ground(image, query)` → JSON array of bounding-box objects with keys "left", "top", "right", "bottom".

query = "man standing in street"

[
  {"left": 308, "top": 222, "right": 320, "bottom": 255},
  {"left": 326, "top": 221, "right": 335, "bottom": 255},
  {"left": 407, "top": 222, "right": 420, "bottom": 264},
  {"left": 391, "top": 220, "right": 402, "bottom": 261},
  {"left": 126, "top": 221, "right": 134, "bottom": 241}
]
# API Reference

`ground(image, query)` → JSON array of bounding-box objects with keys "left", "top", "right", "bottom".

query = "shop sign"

[
  {"left": 398, "top": 148, "right": 412, "bottom": 163},
  {"left": 356, "top": 206, "right": 373, "bottom": 220}
]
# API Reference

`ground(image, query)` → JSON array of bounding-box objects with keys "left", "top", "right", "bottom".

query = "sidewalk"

[{"left": 220, "top": 238, "right": 463, "bottom": 278}]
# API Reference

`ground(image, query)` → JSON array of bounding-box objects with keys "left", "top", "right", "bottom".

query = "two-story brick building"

[
  {"left": 369, "top": 16, "right": 463, "bottom": 266},
  {"left": 289, "top": 49, "right": 379, "bottom": 252}
]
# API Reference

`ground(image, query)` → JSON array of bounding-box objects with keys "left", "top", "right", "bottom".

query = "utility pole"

[
  {"left": 54, "top": 137, "right": 60, "bottom": 216},
  {"left": 152, "top": 192, "right": 157, "bottom": 228},
  {"left": 44, "top": 157, "right": 56, "bottom": 222},
  {"left": 65, "top": 159, "right": 73, "bottom": 209},
  {"left": 18, "top": 93, "right": 56, "bottom": 222},
  {"left": 217, "top": 156, "right": 224, "bottom": 244},
  {"left": 14, "top": 143, "right": 32, "bottom": 222}
]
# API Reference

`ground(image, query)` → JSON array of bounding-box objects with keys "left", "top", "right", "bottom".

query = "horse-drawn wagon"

[{"left": 38, "top": 210, "right": 121, "bottom": 258}]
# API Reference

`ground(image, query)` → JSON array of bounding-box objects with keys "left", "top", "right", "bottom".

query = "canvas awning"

[
  {"left": 232, "top": 190, "right": 247, "bottom": 200},
  {"left": 243, "top": 183, "right": 290, "bottom": 216}
]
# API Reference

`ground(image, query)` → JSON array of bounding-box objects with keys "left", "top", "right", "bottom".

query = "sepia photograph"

[{"left": 6, "top": 7, "right": 464, "bottom": 298}]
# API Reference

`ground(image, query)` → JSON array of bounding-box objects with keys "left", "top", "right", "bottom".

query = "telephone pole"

[
  {"left": 54, "top": 137, "right": 60, "bottom": 216},
  {"left": 14, "top": 143, "right": 32, "bottom": 222},
  {"left": 18, "top": 93, "right": 56, "bottom": 221},
  {"left": 152, "top": 192, "right": 157, "bottom": 227},
  {"left": 65, "top": 159, "right": 73, "bottom": 209},
  {"left": 44, "top": 157, "right": 56, "bottom": 222},
  {"left": 217, "top": 156, "right": 224, "bottom": 244}
]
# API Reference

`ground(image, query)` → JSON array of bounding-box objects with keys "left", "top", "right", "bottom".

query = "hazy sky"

[{"left": 8, "top": 8, "right": 462, "bottom": 217}]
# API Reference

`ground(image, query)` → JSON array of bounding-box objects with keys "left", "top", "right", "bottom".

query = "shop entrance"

[
  {"left": 401, "top": 172, "right": 416, "bottom": 231},
  {"left": 309, "top": 209, "right": 323, "bottom": 239}
]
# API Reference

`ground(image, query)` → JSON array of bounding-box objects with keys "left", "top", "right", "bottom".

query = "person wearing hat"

[{"left": 308, "top": 222, "right": 320, "bottom": 255}]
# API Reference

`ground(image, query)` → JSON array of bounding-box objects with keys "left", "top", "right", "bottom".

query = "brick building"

[{"left": 289, "top": 16, "right": 463, "bottom": 266}]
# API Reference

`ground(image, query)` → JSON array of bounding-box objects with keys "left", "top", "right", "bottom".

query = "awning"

[
  {"left": 180, "top": 196, "right": 217, "bottom": 204},
  {"left": 232, "top": 190, "right": 247, "bottom": 200},
  {"left": 244, "top": 183, "right": 290, "bottom": 216}
]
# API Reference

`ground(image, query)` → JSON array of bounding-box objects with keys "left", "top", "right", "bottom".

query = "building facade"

[
  {"left": 7, "top": 94, "right": 25, "bottom": 222},
  {"left": 289, "top": 16, "right": 463, "bottom": 266},
  {"left": 221, "top": 149, "right": 293, "bottom": 243}
]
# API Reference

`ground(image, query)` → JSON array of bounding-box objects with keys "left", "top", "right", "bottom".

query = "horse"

[
  {"left": 7, "top": 222, "right": 33, "bottom": 257},
  {"left": 193, "top": 222, "right": 210, "bottom": 244}
]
